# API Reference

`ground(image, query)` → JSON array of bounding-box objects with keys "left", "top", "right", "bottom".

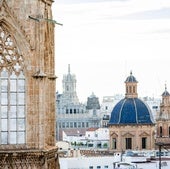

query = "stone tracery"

[{"left": 0, "top": 26, "right": 24, "bottom": 75}]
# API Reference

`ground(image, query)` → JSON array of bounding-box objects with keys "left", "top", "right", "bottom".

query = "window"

[
  {"left": 125, "top": 138, "right": 132, "bottom": 149},
  {"left": 112, "top": 138, "right": 117, "bottom": 149},
  {"left": 74, "top": 122, "right": 77, "bottom": 128},
  {"left": 62, "top": 122, "right": 65, "bottom": 128},
  {"left": 70, "top": 122, "right": 73, "bottom": 128},
  {"left": 160, "top": 126, "right": 163, "bottom": 137},
  {"left": 0, "top": 26, "right": 25, "bottom": 144},
  {"left": 66, "top": 122, "right": 69, "bottom": 128},
  {"left": 59, "top": 122, "right": 61, "bottom": 128},
  {"left": 129, "top": 86, "right": 132, "bottom": 93},
  {"left": 97, "top": 166, "right": 101, "bottom": 169},
  {"left": 89, "top": 166, "right": 93, "bottom": 169},
  {"left": 78, "top": 122, "right": 81, "bottom": 128},
  {"left": 142, "top": 137, "right": 147, "bottom": 149},
  {"left": 66, "top": 109, "right": 68, "bottom": 114},
  {"left": 104, "top": 166, "right": 108, "bottom": 169}
]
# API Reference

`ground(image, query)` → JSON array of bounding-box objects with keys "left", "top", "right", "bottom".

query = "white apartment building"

[{"left": 62, "top": 127, "right": 109, "bottom": 149}]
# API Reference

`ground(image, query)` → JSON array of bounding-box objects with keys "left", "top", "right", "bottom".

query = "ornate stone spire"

[{"left": 68, "top": 64, "right": 70, "bottom": 74}]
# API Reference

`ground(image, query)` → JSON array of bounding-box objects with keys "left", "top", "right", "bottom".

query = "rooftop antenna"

[
  {"left": 165, "top": 81, "right": 167, "bottom": 91},
  {"left": 68, "top": 64, "right": 70, "bottom": 74}
]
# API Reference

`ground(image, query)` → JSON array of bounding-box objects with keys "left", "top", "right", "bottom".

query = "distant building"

[
  {"left": 85, "top": 128, "right": 109, "bottom": 148},
  {"left": 100, "top": 95, "right": 124, "bottom": 127},
  {"left": 56, "top": 65, "right": 101, "bottom": 140},
  {"left": 86, "top": 92, "right": 100, "bottom": 110},
  {"left": 109, "top": 72, "right": 155, "bottom": 151},
  {"left": 62, "top": 127, "right": 109, "bottom": 149},
  {"left": 141, "top": 96, "right": 161, "bottom": 120}
]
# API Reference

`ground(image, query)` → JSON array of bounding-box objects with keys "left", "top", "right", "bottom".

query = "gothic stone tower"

[{"left": 0, "top": 0, "right": 59, "bottom": 168}]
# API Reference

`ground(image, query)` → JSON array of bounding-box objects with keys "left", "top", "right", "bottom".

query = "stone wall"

[
  {"left": 0, "top": 0, "right": 59, "bottom": 168},
  {"left": 109, "top": 124, "right": 155, "bottom": 151}
]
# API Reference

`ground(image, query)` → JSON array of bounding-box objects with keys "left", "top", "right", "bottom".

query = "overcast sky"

[{"left": 53, "top": 0, "right": 170, "bottom": 103}]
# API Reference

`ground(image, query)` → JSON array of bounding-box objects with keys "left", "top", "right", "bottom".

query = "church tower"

[
  {"left": 62, "top": 64, "right": 79, "bottom": 104},
  {"left": 125, "top": 71, "right": 138, "bottom": 98},
  {"left": 156, "top": 85, "right": 170, "bottom": 144},
  {"left": 0, "top": 0, "right": 59, "bottom": 168},
  {"left": 109, "top": 72, "right": 155, "bottom": 151}
]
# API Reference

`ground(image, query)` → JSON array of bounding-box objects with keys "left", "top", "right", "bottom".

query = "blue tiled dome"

[{"left": 109, "top": 98, "right": 154, "bottom": 125}]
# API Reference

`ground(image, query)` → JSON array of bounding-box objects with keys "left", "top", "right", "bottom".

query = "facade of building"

[
  {"left": 100, "top": 95, "right": 124, "bottom": 127},
  {"left": 156, "top": 85, "right": 170, "bottom": 144},
  {"left": 0, "top": 0, "right": 59, "bottom": 168},
  {"left": 86, "top": 92, "right": 100, "bottom": 110},
  {"left": 62, "top": 127, "right": 109, "bottom": 149},
  {"left": 141, "top": 96, "right": 161, "bottom": 120},
  {"left": 109, "top": 72, "right": 155, "bottom": 152},
  {"left": 56, "top": 65, "right": 101, "bottom": 140}
]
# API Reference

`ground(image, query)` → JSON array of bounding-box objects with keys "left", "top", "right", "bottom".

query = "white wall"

[{"left": 59, "top": 156, "right": 118, "bottom": 169}]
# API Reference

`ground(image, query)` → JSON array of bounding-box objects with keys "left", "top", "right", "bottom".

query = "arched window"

[
  {"left": 160, "top": 126, "right": 163, "bottom": 137},
  {"left": 129, "top": 86, "right": 132, "bottom": 93},
  {"left": 0, "top": 26, "right": 25, "bottom": 144}
]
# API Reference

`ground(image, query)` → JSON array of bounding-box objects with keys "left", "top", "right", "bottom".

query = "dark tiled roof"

[
  {"left": 162, "top": 90, "right": 170, "bottom": 96},
  {"left": 125, "top": 72, "right": 138, "bottom": 83},
  {"left": 109, "top": 98, "right": 154, "bottom": 125}
]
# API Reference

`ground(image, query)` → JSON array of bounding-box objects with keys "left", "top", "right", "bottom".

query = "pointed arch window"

[{"left": 0, "top": 26, "right": 25, "bottom": 145}]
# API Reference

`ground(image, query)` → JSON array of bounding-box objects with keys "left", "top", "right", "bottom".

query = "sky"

[{"left": 52, "top": 0, "right": 170, "bottom": 103}]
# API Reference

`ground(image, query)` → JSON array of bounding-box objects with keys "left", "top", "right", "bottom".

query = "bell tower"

[
  {"left": 125, "top": 71, "right": 138, "bottom": 98},
  {"left": 156, "top": 84, "right": 170, "bottom": 142},
  {"left": 0, "top": 0, "right": 59, "bottom": 168}
]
